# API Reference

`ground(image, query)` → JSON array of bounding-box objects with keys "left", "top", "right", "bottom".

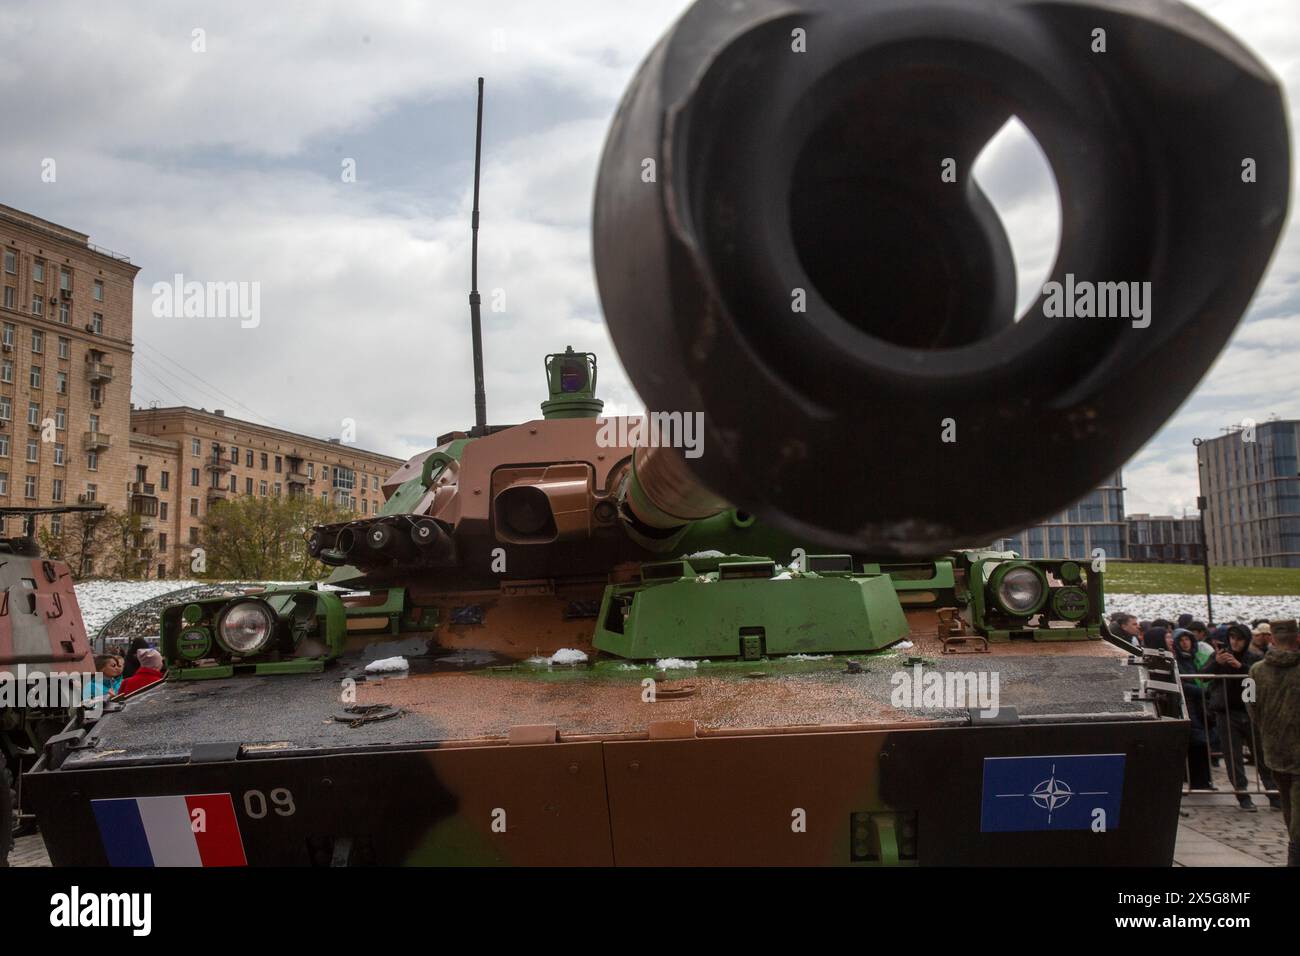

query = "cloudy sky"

[{"left": 0, "top": 0, "right": 1295, "bottom": 519}]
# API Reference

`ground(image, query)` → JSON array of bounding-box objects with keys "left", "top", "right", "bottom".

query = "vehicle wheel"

[{"left": 0, "top": 752, "right": 13, "bottom": 867}]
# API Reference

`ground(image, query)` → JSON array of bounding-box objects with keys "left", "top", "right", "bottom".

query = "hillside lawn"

[{"left": 1105, "top": 562, "right": 1300, "bottom": 596}]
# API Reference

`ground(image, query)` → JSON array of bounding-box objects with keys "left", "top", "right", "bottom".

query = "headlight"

[
  {"left": 990, "top": 563, "right": 1047, "bottom": 616},
  {"left": 216, "top": 599, "right": 276, "bottom": 655}
]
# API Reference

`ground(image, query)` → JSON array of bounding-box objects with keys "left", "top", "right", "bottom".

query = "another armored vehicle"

[{"left": 0, "top": 506, "right": 101, "bottom": 865}]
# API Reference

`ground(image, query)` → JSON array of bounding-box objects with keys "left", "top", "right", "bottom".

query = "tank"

[
  {"left": 0, "top": 506, "right": 102, "bottom": 865},
  {"left": 24, "top": 0, "right": 1290, "bottom": 867}
]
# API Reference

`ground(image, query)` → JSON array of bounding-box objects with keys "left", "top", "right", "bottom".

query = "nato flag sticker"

[{"left": 981, "top": 754, "right": 1125, "bottom": 832}]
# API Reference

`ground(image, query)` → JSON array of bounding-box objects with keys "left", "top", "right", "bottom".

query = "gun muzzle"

[{"left": 594, "top": 0, "right": 1290, "bottom": 553}]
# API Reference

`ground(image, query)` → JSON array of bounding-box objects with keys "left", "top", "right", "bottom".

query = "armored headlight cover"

[
  {"left": 989, "top": 562, "right": 1047, "bottom": 617},
  {"left": 216, "top": 599, "right": 277, "bottom": 656}
]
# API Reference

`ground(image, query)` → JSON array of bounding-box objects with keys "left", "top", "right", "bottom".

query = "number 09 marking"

[{"left": 243, "top": 788, "right": 297, "bottom": 819}]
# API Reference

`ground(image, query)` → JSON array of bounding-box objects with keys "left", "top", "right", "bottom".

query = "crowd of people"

[
  {"left": 82, "top": 637, "right": 166, "bottom": 703},
  {"left": 1110, "top": 611, "right": 1299, "bottom": 866}
]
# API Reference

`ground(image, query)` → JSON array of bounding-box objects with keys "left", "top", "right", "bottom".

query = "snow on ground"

[
  {"left": 74, "top": 579, "right": 204, "bottom": 637},
  {"left": 365, "top": 656, "right": 409, "bottom": 674},
  {"left": 548, "top": 648, "right": 589, "bottom": 665},
  {"left": 1106, "top": 593, "right": 1300, "bottom": 623}
]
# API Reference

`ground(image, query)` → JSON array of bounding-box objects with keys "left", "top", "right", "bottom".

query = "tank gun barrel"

[
  {"left": 593, "top": 0, "right": 1291, "bottom": 554},
  {"left": 618, "top": 444, "right": 730, "bottom": 551}
]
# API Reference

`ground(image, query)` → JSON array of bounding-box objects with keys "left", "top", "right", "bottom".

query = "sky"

[{"left": 0, "top": 0, "right": 1295, "bottom": 518}]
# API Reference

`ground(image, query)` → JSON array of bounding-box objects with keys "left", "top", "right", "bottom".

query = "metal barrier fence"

[{"left": 1178, "top": 671, "right": 1279, "bottom": 801}]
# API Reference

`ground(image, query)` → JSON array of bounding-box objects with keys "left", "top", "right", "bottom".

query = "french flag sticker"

[{"left": 92, "top": 793, "right": 248, "bottom": 867}]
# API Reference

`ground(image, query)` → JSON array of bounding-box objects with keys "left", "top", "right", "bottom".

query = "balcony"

[
  {"left": 286, "top": 470, "right": 310, "bottom": 486},
  {"left": 130, "top": 481, "right": 157, "bottom": 498},
  {"left": 85, "top": 361, "right": 114, "bottom": 384},
  {"left": 206, "top": 486, "right": 228, "bottom": 502},
  {"left": 82, "top": 431, "right": 112, "bottom": 451},
  {"left": 204, "top": 457, "right": 231, "bottom": 473}
]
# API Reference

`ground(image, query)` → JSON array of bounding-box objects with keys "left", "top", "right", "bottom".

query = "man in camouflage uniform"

[{"left": 1248, "top": 619, "right": 1300, "bottom": 866}]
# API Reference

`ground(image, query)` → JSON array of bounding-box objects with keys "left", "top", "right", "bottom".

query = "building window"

[
  {"left": 160, "top": 470, "right": 169, "bottom": 490},
  {"left": 274, "top": 456, "right": 282, "bottom": 473},
  {"left": 33, "top": 259, "right": 43, "bottom": 283},
  {"left": 189, "top": 527, "right": 199, "bottom": 544},
  {"left": 373, "top": 475, "right": 379, "bottom": 491},
  {"left": 1, "top": 324, "right": 11, "bottom": 347},
  {"left": 90, "top": 383, "right": 102, "bottom": 404},
  {"left": 88, "top": 412, "right": 98, "bottom": 433},
  {"left": 0, "top": 360, "right": 10, "bottom": 384},
  {"left": 228, "top": 474, "right": 236, "bottom": 492},
  {"left": 90, "top": 313, "right": 103, "bottom": 334},
  {"left": 87, "top": 450, "right": 98, "bottom": 471},
  {"left": 24, "top": 475, "right": 36, "bottom": 499},
  {"left": 0, "top": 397, "right": 11, "bottom": 421},
  {"left": 260, "top": 453, "right": 268, "bottom": 470},
  {"left": 245, "top": 449, "right": 253, "bottom": 467},
  {"left": 159, "top": 501, "right": 168, "bottom": 520},
  {"left": 84, "top": 483, "right": 97, "bottom": 503},
  {"left": 56, "top": 371, "right": 66, "bottom": 394},
  {"left": 245, "top": 477, "right": 253, "bottom": 494},
  {"left": 321, "top": 490, "right": 327, "bottom": 503},
  {"left": 53, "top": 442, "right": 64, "bottom": 466},
  {"left": 31, "top": 296, "right": 43, "bottom": 317},
  {"left": 51, "top": 478, "right": 63, "bottom": 502},
  {"left": 230, "top": 445, "right": 239, "bottom": 464},
  {"left": 58, "top": 301, "right": 69, "bottom": 325},
  {"left": 307, "top": 462, "right": 314, "bottom": 479},
  {"left": 0, "top": 472, "right": 7, "bottom": 495},
  {"left": 2, "top": 287, "right": 12, "bottom": 309},
  {"left": 27, "top": 403, "right": 39, "bottom": 426},
  {"left": 274, "top": 482, "right": 282, "bottom": 497},
  {"left": 362, "top": 500, "right": 369, "bottom": 515},
  {"left": 2, "top": 250, "right": 14, "bottom": 273},
  {"left": 191, "top": 438, "right": 200, "bottom": 456},
  {"left": 159, "top": 532, "right": 167, "bottom": 550},
  {"left": 29, "top": 366, "right": 40, "bottom": 389},
  {"left": 93, "top": 280, "right": 104, "bottom": 302},
  {"left": 59, "top": 269, "right": 71, "bottom": 292},
  {"left": 332, "top": 466, "right": 355, "bottom": 491},
  {"left": 55, "top": 407, "right": 65, "bottom": 430},
  {"left": 190, "top": 467, "right": 199, "bottom": 486},
  {"left": 0, "top": 436, "right": 7, "bottom": 458},
  {"left": 189, "top": 497, "right": 198, "bottom": 517},
  {"left": 25, "top": 439, "right": 37, "bottom": 463},
  {"left": 259, "top": 480, "right": 268, "bottom": 496},
  {"left": 30, "top": 330, "right": 42, "bottom": 354},
  {"left": 50, "top": 513, "right": 60, "bottom": 535},
  {"left": 57, "top": 336, "right": 69, "bottom": 359}
]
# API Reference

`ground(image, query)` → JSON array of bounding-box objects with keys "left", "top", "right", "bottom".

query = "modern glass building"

[
  {"left": 1197, "top": 419, "right": 1300, "bottom": 568},
  {"left": 1126, "top": 513, "right": 1204, "bottom": 564},
  {"left": 994, "top": 471, "right": 1127, "bottom": 561}
]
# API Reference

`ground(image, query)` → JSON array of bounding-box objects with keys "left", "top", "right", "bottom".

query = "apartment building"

[
  {"left": 1197, "top": 419, "right": 1300, "bottom": 567},
  {"left": 0, "top": 203, "right": 137, "bottom": 541},
  {"left": 129, "top": 406, "right": 406, "bottom": 577}
]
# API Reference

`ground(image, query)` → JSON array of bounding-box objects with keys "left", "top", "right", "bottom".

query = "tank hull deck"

[{"left": 25, "top": 638, "right": 1189, "bottom": 866}]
